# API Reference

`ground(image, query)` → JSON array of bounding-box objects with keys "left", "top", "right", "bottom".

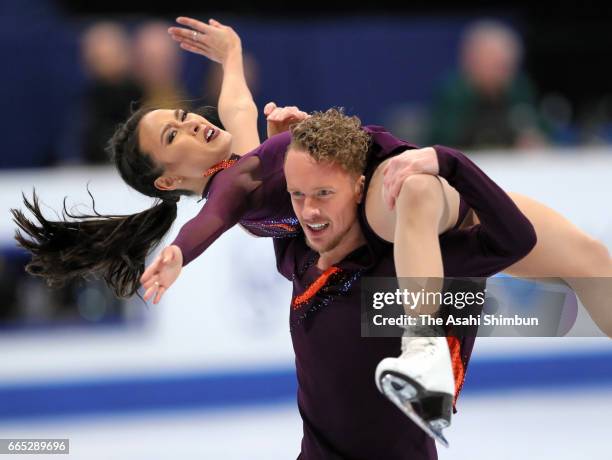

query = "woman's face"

[{"left": 138, "top": 108, "right": 232, "bottom": 185}]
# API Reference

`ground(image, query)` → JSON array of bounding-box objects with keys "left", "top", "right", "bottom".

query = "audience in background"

[
  {"left": 77, "top": 21, "right": 144, "bottom": 164},
  {"left": 132, "top": 21, "right": 188, "bottom": 109},
  {"left": 6, "top": 14, "right": 609, "bottom": 171},
  {"left": 428, "top": 20, "right": 548, "bottom": 150}
]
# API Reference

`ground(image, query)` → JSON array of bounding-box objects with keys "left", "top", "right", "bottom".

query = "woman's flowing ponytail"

[{"left": 12, "top": 192, "right": 178, "bottom": 298}]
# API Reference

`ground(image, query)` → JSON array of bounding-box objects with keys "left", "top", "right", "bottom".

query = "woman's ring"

[{"left": 193, "top": 31, "right": 198, "bottom": 40}]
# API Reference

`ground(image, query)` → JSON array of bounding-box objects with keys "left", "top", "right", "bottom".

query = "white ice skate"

[{"left": 375, "top": 335, "right": 455, "bottom": 447}]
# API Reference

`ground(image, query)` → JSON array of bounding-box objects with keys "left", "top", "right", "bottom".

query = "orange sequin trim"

[
  {"left": 446, "top": 336, "right": 465, "bottom": 407},
  {"left": 203, "top": 159, "right": 237, "bottom": 177},
  {"left": 269, "top": 223, "right": 299, "bottom": 232},
  {"left": 292, "top": 266, "right": 341, "bottom": 310}
]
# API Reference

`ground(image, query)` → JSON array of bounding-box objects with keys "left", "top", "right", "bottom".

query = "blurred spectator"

[
  {"left": 580, "top": 94, "right": 612, "bottom": 145},
  {"left": 132, "top": 21, "right": 188, "bottom": 108},
  {"left": 428, "top": 20, "right": 547, "bottom": 150},
  {"left": 76, "top": 21, "right": 144, "bottom": 164}
]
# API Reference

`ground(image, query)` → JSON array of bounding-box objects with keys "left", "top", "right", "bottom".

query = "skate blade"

[{"left": 380, "top": 374, "right": 450, "bottom": 448}]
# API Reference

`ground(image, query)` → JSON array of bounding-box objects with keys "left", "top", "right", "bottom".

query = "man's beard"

[{"left": 305, "top": 223, "right": 352, "bottom": 255}]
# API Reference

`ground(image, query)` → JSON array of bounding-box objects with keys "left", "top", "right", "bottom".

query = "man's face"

[{"left": 285, "top": 148, "right": 364, "bottom": 255}]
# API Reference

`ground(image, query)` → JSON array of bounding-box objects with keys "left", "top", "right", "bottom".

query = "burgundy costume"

[{"left": 173, "top": 129, "right": 536, "bottom": 459}]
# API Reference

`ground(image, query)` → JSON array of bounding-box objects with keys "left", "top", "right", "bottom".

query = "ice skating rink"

[
  {"left": 3, "top": 6, "right": 612, "bottom": 458},
  {"left": 1, "top": 157, "right": 611, "bottom": 459},
  {"left": 1, "top": 386, "right": 610, "bottom": 459}
]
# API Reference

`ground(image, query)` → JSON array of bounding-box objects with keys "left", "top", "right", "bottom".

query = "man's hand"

[
  {"left": 140, "top": 245, "right": 184, "bottom": 304},
  {"left": 382, "top": 147, "right": 440, "bottom": 210},
  {"left": 264, "top": 102, "right": 310, "bottom": 138},
  {"left": 168, "top": 17, "right": 241, "bottom": 65}
]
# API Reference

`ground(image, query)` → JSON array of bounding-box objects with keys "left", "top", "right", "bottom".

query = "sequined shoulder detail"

[{"left": 239, "top": 217, "right": 300, "bottom": 238}]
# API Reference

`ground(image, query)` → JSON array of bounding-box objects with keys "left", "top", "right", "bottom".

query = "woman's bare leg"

[
  {"left": 366, "top": 157, "right": 461, "bottom": 314},
  {"left": 368, "top": 161, "right": 460, "bottom": 438},
  {"left": 502, "top": 193, "right": 612, "bottom": 337},
  {"left": 465, "top": 193, "right": 612, "bottom": 337}
]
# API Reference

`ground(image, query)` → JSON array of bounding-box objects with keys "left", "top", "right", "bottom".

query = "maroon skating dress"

[{"left": 173, "top": 129, "right": 537, "bottom": 459}]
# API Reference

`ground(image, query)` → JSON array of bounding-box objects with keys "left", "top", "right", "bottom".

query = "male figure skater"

[{"left": 276, "top": 110, "right": 536, "bottom": 458}]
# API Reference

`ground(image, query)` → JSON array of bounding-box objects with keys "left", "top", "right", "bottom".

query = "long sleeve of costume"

[
  {"left": 171, "top": 132, "right": 293, "bottom": 266},
  {"left": 171, "top": 156, "right": 260, "bottom": 266},
  {"left": 435, "top": 145, "right": 537, "bottom": 276},
  {"left": 364, "top": 125, "right": 418, "bottom": 160}
]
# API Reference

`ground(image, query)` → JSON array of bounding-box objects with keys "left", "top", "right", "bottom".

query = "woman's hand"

[
  {"left": 168, "top": 17, "right": 241, "bottom": 65},
  {"left": 382, "top": 147, "right": 440, "bottom": 210},
  {"left": 264, "top": 102, "right": 310, "bottom": 138},
  {"left": 140, "top": 245, "right": 183, "bottom": 304}
]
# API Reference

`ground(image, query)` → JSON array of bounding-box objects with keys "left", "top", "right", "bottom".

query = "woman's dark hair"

[{"left": 11, "top": 105, "right": 223, "bottom": 298}]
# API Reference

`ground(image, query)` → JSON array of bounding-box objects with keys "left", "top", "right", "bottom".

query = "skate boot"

[{"left": 375, "top": 335, "right": 454, "bottom": 447}]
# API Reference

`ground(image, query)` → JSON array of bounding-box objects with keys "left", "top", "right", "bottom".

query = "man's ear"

[
  {"left": 355, "top": 175, "right": 366, "bottom": 203},
  {"left": 154, "top": 175, "right": 183, "bottom": 191}
]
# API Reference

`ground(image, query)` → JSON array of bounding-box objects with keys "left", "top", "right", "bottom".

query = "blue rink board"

[{"left": 0, "top": 351, "right": 611, "bottom": 421}]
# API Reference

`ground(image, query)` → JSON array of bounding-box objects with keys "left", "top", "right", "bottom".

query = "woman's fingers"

[
  {"left": 267, "top": 105, "right": 284, "bottom": 118},
  {"left": 266, "top": 105, "right": 300, "bottom": 119},
  {"left": 389, "top": 173, "right": 409, "bottom": 208},
  {"left": 268, "top": 108, "right": 282, "bottom": 121},
  {"left": 281, "top": 107, "right": 300, "bottom": 120},
  {"left": 143, "top": 279, "right": 166, "bottom": 303},
  {"left": 141, "top": 261, "right": 157, "bottom": 280},
  {"left": 269, "top": 106, "right": 300, "bottom": 122},
  {"left": 141, "top": 275, "right": 160, "bottom": 291},
  {"left": 153, "top": 286, "right": 166, "bottom": 304},
  {"left": 169, "top": 30, "right": 211, "bottom": 49},
  {"left": 169, "top": 34, "right": 208, "bottom": 54},
  {"left": 179, "top": 41, "right": 216, "bottom": 55},
  {"left": 179, "top": 42, "right": 215, "bottom": 60},
  {"left": 381, "top": 184, "right": 394, "bottom": 210},
  {"left": 264, "top": 102, "right": 277, "bottom": 117},
  {"left": 208, "top": 18, "right": 223, "bottom": 28},
  {"left": 168, "top": 27, "right": 195, "bottom": 39},
  {"left": 169, "top": 27, "right": 209, "bottom": 43},
  {"left": 143, "top": 284, "right": 157, "bottom": 301},
  {"left": 386, "top": 178, "right": 400, "bottom": 210},
  {"left": 176, "top": 16, "right": 213, "bottom": 34},
  {"left": 283, "top": 107, "right": 308, "bottom": 122},
  {"left": 178, "top": 37, "right": 212, "bottom": 53},
  {"left": 140, "top": 258, "right": 161, "bottom": 284}
]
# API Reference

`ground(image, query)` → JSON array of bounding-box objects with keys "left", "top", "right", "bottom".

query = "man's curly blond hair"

[{"left": 289, "top": 108, "right": 370, "bottom": 176}]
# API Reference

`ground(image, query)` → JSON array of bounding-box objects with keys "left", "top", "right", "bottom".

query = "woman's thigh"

[
  {"left": 364, "top": 158, "right": 460, "bottom": 242},
  {"left": 497, "top": 193, "right": 606, "bottom": 277}
]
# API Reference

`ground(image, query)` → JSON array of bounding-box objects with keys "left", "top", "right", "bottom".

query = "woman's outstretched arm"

[{"left": 169, "top": 17, "right": 259, "bottom": 154}]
